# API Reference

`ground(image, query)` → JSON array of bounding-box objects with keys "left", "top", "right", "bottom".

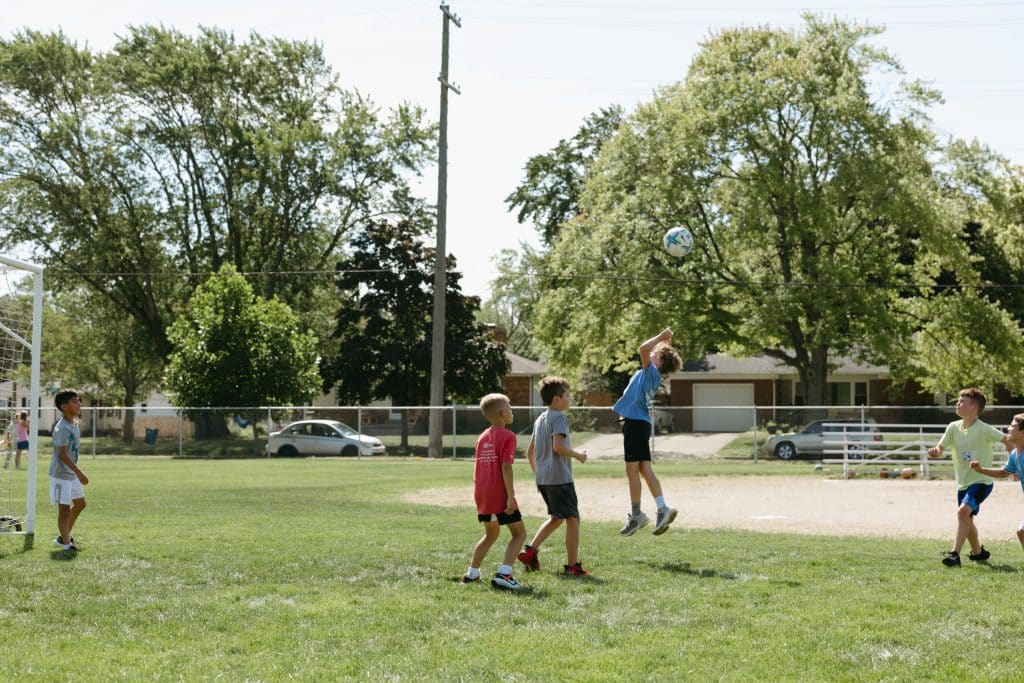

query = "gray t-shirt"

[
  {"left": 49, "top": 417, "right": 79, "bottom": 480},
  {"left": 532, "top": 409, "right": 573, "bottom": 485}
]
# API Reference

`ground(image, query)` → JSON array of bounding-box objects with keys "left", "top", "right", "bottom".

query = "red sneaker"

[
  {"left": 518, "top": 545, "right": 540, "bottom": 571},
  {"left": 563, "top": 562, "right": 590, "bottom": 577}
]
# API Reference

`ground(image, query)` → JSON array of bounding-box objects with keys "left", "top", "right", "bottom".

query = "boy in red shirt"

[{"left": 462, "top": 393, "right": 526, "bottom": 591}]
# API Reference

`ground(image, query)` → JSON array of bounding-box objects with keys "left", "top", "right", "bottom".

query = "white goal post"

[{"left": 0, "top": 254, "right": 43, "bottom": 537}]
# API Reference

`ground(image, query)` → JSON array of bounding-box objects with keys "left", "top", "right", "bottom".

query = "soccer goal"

[{"left": 0, "top": 255, "right": 43, "bottom": 537}]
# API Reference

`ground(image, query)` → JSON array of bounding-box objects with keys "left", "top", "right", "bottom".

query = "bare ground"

[{"left": 403, "top": 475, "right": 1024, "bottom": 541}]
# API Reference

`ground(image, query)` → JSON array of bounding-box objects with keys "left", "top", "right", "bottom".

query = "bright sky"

[{"left": 5, "top": 1, "right": 1023, "bottom": 299}]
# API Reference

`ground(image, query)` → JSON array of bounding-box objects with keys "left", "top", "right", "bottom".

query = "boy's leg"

[
  {"left": 57, "top": 504, "right": 72, "bottom": 545},
  {"left": 66, "top": 497, "right": 86, "bottom": 537},
  {"left": 966, "top": 517, "right": 981, "bottom": 555},
  {"left": 625, "top": 461, "right": 644, "bottom": 506},
  {"left": 952, "top": 503, "right": 973, "bottom": 554},
  {"left": 1017, "top": 522, "right": 1024, "bottom": 551},
  {"left": 502, "top": 521, "right": 527, "bottom": 568},
  {"left": 564, "top": 516, "right": 580, "bottom": 566},
  {"left": 529, "top": 516, "right": 564, "bottom": 549},
  {"left": 638, "top": 461, "right": 664, "bottom": 499},
  {"left": 470, "top": 520, "right": 501, "bottom": 570}
]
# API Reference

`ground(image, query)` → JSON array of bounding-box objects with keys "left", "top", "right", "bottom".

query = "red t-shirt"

[{"left": 474, "top": 426, "right": 518, "bottom": 514}]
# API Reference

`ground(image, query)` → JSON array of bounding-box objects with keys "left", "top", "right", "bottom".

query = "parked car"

[
  {"left": 651, "top": 405, "right": 674, "bottom": 435},
  {"left": 763, "top": 418, "right": 881, "bottom": 460},
  {"left": 266, "top": 419, "right": 386, "bottom": 457}
]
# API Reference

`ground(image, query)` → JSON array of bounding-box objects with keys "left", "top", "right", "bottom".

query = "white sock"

[
  {"left": 466, "top": 567, "right": 480, "bottom": 579},
  {"left": 655, "top": 495, "right": 666, "bottom": 510},
  {"left": 498, "top": 564, "right": 513, "bottom": 575}
]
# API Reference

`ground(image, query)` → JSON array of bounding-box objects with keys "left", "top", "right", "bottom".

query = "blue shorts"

[
  {"left": 957, "top": 483, "right": 994, "bottom": 516},
  {"left": 16, "top": 440, "right": 28, "bottom": 450}
]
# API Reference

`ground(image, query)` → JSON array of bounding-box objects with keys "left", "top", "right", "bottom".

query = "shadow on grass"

[
  {"left": 637, "top": 560, "right": 740, "bottom": 581},
  {"left": 49, "top": 549, "right": 79, "bottom": 561},
  {"left": 982, "top": 563, "right": 1020, "bottom": 573},
  {"left": 448, "top": 576, "right": 553, "bottom": 598}
]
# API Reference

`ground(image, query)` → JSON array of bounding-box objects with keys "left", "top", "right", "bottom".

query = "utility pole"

[{"left": 428, "top": 3, "right": 461, "bottom": 458}]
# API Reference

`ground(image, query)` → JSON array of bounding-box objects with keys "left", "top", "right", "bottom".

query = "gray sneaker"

[
  {"left": 490, "top": 573, "right": 522, "bottom": 591},
  {"left": 619, "top": 511, "right": 651, "bottom": 536},
  {"left": 652, "top": 507, "right": 678, "bottom": 535}
]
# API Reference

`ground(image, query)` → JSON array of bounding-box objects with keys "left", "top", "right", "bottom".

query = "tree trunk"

[
  {"left": 800, "top": 346, "right": 830, "bottom": 420},
  {"left": 121, "top": 385, "right": 138, "bottom": 443},
  {"left": 193, "top": 411, "right": 230, "bottom": 439}
]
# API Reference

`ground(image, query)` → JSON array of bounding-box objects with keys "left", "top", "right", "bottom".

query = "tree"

[
  {"left": 531, "top": 17, "right": 1024, "bottom": 404},
  {"left": 0, "top": 27, "right": 435, "bottom": 358},
  {"left": 319, "top": 221, "right": 510, "bottom": 453},
  {"left": 505, "top": 105, "right": 624, "bottom": 246},
  {"left": 43, "top": 294, "right": 164, "bottom": 441},
  {"left": 164, "top": 266, "right": 320, "bottom": 448},
  {"left": 477, "top": 245, "right": 544, "bottom": 359}
]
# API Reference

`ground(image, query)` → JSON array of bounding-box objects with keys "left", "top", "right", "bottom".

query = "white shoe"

[{"left": 490, "top": 573, "right": 522, "bottom": 591}]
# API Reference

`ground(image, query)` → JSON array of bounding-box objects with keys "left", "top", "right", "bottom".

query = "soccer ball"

[{"left": 663, "top": 227, "right": 693, "bottom": 257}]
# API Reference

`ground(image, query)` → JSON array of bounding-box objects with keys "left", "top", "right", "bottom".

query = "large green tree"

[
  {"left": 320, "top": 221, "right": 510, "bottom": 453},
  {"left": 164, "top": 266, "right": 320, "bottom": 447},
  {"left": 532, "top": 17, "right": 1024, "bottom": 403},
  {"left": 43, "top": 294, "right": 164, "bottom": 441},
  {"left": 0, "top": 27, "right": 435, "bottom": 357}
]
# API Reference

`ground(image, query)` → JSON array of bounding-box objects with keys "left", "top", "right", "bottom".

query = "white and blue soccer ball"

[{"left": 663, "top": 227, "right": 694, "bottom": 257}]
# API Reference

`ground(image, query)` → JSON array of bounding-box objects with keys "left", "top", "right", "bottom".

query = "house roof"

[
  {"left": 506, "top": 351, "right": 545, "bottom": 376},
  {"left": 677, "top": 353, "right": 888, "bottom": 378}
]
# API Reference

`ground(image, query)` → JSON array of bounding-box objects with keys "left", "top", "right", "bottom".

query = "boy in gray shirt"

[
  {"left": 50, "top": 389, "right": 88, "bottom": 551},
  {"left": 518, "top": 377, "right": 591, "bottom": 577}
]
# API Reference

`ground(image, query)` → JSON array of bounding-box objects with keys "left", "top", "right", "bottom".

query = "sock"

[
  {"left": 631, "top": 502, "right": 641, "bottom": 516},
  {"left": 466, "top": 567, "right": 480, "bottom": 579},
  {"left": 655, "top": 495, "right": 666, "bottom": 510},
  {"left": 498, "top": 564, "right": 513, "bottom": 575}
]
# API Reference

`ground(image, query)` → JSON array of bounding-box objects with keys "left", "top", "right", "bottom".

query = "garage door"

[{"left": 693, "top": 384, "right": 754, "bottom": 432}]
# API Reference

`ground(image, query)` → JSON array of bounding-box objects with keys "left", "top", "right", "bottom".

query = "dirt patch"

[{"left": 404, "top": 475, "right": 1024, "bottom": 541}]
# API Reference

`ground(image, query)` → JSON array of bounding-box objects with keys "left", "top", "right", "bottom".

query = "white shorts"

[{"left": 50, "top": 477, "right": 85, "bottom": 505}]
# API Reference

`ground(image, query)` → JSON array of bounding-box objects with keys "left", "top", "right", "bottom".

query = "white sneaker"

[
  {"left": 653, "top": 507, "right": 678, "bottom": 535},
  {"left": 619, "top": 511, "right": 651, "bottom": 537},
  {"left": 490, "top": 573, "right": 522, "bottom": 591}
]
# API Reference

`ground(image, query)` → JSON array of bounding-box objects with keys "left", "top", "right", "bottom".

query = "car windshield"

[{"left": 329, "top": 421, "right": 358, "bottom": 436}]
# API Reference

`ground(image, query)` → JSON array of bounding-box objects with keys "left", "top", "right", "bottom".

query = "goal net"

[{"left": 0, "top": 255, "right": 43, "bottom": 537}]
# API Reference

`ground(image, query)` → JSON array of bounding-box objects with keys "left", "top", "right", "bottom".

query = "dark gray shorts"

[{"left": 537, "top": 482, "right": 579, "bottom": 519}]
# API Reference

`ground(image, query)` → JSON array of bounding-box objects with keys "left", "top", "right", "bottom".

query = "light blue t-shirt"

[
  {"left": 49, "top": 417, "right": 79, "bottom": 481},
  {"left": 1003, "top": 449, "right": 1024, "bottom": 493},
  {"left": 613, "top": 363, "right": 661, "bottom": 423}
]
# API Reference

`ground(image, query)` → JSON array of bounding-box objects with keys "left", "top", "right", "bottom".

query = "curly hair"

[{"left": 653, "top": 343, "right": 683, "bottom": 375}]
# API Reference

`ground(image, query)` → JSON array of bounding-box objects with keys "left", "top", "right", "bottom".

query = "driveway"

[{"left": 577, "top": 431, "right": 737, "bottom": 459}]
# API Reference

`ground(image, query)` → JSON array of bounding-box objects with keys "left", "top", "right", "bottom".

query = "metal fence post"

[
  {"left": 179, "top": 409, "right": 184, "bottom": 458},
  {"left": 452, "top": 406, "right": 457, "bottom": 459},
  {"left": 752, "top": 407, "right": 758, "bottom": 463},
  {"left": 91, "top": 406, "right": 96, "bottom": 459}
]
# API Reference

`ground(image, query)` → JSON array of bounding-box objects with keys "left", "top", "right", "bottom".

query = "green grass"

[{"left": 1, "top": 458, "right": 1021, "bottom": 680}]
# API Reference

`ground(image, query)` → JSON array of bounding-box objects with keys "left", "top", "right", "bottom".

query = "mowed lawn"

[{"left": 0, "top": 457, "right": 1021, "bottom": 681}]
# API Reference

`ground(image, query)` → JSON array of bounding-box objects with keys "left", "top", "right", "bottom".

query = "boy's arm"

[
  {"left": 58, "top": 446, "right": 88, "bottom": 485},
  {"left": 552, "top": 434, "right": 588, "bottom": 463},
  {"left": 639, "top": 328, "right": 673, "bottom": 369},
  {"left": 970, "top": 461, "right": 1011, "bottom": 478},
  {"left": 501, "top": 462, "right": 517, "bottom": 514},
  {"left": 526, "top": 437, "right": 536, "bottom": 473}
]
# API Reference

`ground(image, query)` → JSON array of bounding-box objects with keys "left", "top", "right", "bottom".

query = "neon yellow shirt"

[{"left": 939, "top": 419, "right": 1004, "bottom": 489}]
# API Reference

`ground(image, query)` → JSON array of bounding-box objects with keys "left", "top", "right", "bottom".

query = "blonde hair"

[{"left": 479, "top": 393, "right": 510, "bottom": 421}]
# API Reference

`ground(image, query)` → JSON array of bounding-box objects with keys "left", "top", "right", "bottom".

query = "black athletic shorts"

[
  {"left": 536, "top": 482, "right": 579, "bottom": 519},
  {"left": 622, "top": 418, "right": 653, "bottom": 462},
  {"left": 477, "top": 509, "right": 523, "bottom": 525}
]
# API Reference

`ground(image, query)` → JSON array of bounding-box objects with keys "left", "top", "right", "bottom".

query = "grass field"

[{"left": 1, "top": 457, "right": 1021, "bottom": 681}]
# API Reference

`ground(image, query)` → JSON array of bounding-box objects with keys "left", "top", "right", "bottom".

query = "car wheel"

[
  {"left": 774, "top": 441, "right": 797, "bottom": 460},
  {"left": 849, "top": 444, "right": 865, "bottom": 460},
  {"left": 277, "top": 445, "right": 299, "bottom": 458},
  {"left": 341, "top": 444, "right": 359, "bottom": 457}
]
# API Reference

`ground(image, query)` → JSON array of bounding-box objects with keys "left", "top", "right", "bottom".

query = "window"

[
  {"left": 828, "top": 382, "right": 851, "bottom": 406},
  {"left": 854, "top": 382, "right": 868, "bottom": 406}
]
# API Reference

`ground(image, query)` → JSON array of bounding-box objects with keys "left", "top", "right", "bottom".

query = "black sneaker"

[
  {"left": 941, "top": 551, "right": 961, "bottom": 567},
  {"left": 968, "top": 546, "right": 991, "bottom": 562},
  {"left": 460, "top": 575, "right": 480, "bottom": 585}
]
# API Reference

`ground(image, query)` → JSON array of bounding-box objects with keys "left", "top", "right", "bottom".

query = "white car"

[{"left": 266, "top": 419, "right": 386, "bottom": 457}]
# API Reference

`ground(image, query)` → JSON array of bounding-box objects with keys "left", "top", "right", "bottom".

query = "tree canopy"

[
  {"left": 0, "top": 27, "right": 435, "bottom": 357},
  {"left": 320, "top": 221, "right": 509, "bottom": 450},
  {"left": 529, "top": 17, "right": 1024, "bottom": 401},
  {"left": 163, "top": 266, "right": 320, "bottom": 426}
]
